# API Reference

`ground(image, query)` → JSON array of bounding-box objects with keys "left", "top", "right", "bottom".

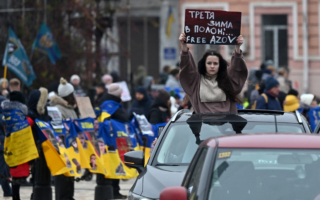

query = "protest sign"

[
  {"left": 47, "top": 106, "right": 64, "bottom": 129},
  {"left": 76, "top": 97, "right": 96, "bottom": 119},
  {"left": 116, "top": 81, "right": 132, "bottom": 102},
  {"left": 133, "top": 113, "right": 154, "bottom": 136},
  {"left": 184, "top": 9, "right": 241, "bottom": 45}
]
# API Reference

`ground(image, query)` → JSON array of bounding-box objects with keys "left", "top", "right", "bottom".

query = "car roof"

[
  {"left": 204, "top": 133, "right": 320, "bottom": 149},
  {"left": 174, "top": 109, "right": 301, "bottom": 124}
]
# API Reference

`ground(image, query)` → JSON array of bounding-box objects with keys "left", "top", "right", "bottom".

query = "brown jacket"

[{"left": 179, "top": 50, "right": 248, "bottom": 114}]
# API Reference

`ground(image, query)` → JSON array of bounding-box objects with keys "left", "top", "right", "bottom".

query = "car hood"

[{"left": 132, "top": 165, "right": 188, "bottom": 199}]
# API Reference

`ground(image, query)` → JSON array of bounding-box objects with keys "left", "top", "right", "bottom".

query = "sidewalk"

[{"left": 0, "top": 177, "right": 135, "bottom": 200}]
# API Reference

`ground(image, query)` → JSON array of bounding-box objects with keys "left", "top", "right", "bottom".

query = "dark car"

[
  {"left": 160, "top": 134, "right": 320, "bottom": 200},
  {"left": 125, "top": 109, "right": 311, "bottom": 200}
]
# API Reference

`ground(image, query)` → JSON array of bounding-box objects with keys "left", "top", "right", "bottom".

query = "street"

[{"left": 0, "top": 177, "right": 135, "bottom": 200}]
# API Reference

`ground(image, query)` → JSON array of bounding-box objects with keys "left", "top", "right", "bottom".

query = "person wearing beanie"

[
  {"left": 70, "top": 74, "right": 86, "bottom": 97},
  {"left": 50, "top": 78, "right": 78, "bottom": 200},
  {"left": 283, "top": 95, "right": 300, "bottom": 112},
  {"left": 98, "top": 83, "right": 128, "bottom": 199},
  {"left": 255, "top": 77, "right": 282, "bottom": 111},
  {"left": 147, "top": 89, "right": 171, "bottom": 124},
  {"left": 102, "top": 74, "right": 113, "bottom": 89},
  {"left": 165, "top": 68, "right": 181, "bottom": 88},
  {"left": 129, "top": 86, "right": 152, "bottom": 119},
  {"left": 299, "top": 94, "right": 318, "bottom": 124}
]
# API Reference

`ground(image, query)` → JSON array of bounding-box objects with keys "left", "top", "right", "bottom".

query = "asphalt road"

[{"left": 0, "top": 176, "right": 136, "bottom": 200}]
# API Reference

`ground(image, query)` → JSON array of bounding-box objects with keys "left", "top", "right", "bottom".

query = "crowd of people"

[{"left": 244, "top": 62, "right": 319, "bottom": 125}]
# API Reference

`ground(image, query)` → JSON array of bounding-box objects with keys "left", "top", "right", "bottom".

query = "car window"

[
  {"left": 155, "top": 122, "right": 304, "bottom": 165},
  {"left": 209, "top": 148, "right": 320, "bottom": 200},
  {"left": 186, "top": 148, "right": 208, "bottom": 199}
]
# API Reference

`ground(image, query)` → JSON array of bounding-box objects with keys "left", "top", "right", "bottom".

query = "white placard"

[
  {"left": 116, "top": 81, "right": 132, "bottom": 102},
  {"left": 134, "top": 113, "right": 154, "bottom": 136},
  {"left": 47, "top": 106, "right": 64, "bottom": 129}
]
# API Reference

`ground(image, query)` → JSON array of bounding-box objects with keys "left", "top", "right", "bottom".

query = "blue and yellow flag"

[
  {"left": 306, "top": 107, "right": 320, "bottom": 131},
  {"left": 74, "top": 118, "right": 107, "bottom": 175},
  {"left": 35, "top": 119, "right": 69, "bottom": 175},
  {"left": 97, "top": 101, "right": 121, "bottom": 122},
  {"left": 166, "top": 6, "right": 174, "bottom": 38},
  {"left": 32, "top": 23, "right": 61, "bottom": 64},
  {"left": 98, "top": 119, "right": 139, "bottom": 179},
  {"left": 2, "top": 27, "right": 36, "bottom": 86},
  {"left": 2, "top": 109, "right": 38, "bottom": 167}
]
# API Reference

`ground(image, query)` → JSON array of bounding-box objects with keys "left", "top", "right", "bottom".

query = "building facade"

[{"left": 179, "top": 0, "right": 320, "bottom": 95}]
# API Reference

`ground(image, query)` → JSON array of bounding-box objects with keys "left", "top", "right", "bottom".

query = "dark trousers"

[
  {"left": 54, "top": 175, "right": 74, "bottom": 200},
  {"left": 0, "top": 155, "right": 11, "bottom": 196},
  {"left": 111, "top": 179, "right": 120, "bottom": 194}
]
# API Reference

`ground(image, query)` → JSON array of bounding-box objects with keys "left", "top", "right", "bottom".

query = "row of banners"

[
  {"left": 3, "top": 102, "right": 165, "bottom": 179},
  {"left": 3, "top": 24, "right": 61, "bottom": 87}
]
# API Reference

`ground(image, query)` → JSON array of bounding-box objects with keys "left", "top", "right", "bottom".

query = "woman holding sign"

[{"left": 179, "top": 33, "right": 247, "bottom": 113}]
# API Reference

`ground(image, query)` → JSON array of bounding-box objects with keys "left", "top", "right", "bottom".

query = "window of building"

[{"left": 261, "top": 15, "right": 288, "bottom": 68}]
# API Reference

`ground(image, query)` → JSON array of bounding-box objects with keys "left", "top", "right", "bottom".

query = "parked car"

[
  {"left": 126, "top": 109, "right": 311, "bottom": 200},
  {"left": 160, "top": 134, "right": 320, "bottom": 200}
]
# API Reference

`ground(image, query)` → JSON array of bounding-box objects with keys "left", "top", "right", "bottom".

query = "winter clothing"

[
  {"left": 265, "top": 77, "right": 279, "bottom": 91},
  {"left": 8, "top": 91, "right": 26, "bottom": 104},
  {"left": 49, "top": 95, "right": 78, "bottom": 120},
  {"left": 283, "top": 95, "right": 300, "bottom": 112},
  {"left": 277, "top": 76, "right": 291, "bottom": 94},
  {"left": 100, "top": 93, "right": 129, "bottom": 122},
  {"left": 160, "top": 72, "right": 169, "bottom": 84},
  {"left": 108, "top": 84, "right": 123, "bottom": 98},
  {"left": 70, "top": 75, "right": 80, "bottom": 83},
  {"left": 165, "top": 75, "right": 181, "bottom": 88},
  {"left": 129, "top": 87, "right": 152, "bottom": 119},
  {"left": 102, "top": 74, "right": 113, "bottom": 85},
  {"left": 301, "top": 94, "right": 315, "bottom": 106},
  {"left": 179, "top": 50, "right": 247, "bottom": 114},
  {"left": 299, "top": 102, "right": 317, "bottom": 124},
  {"left": 58, "top": 78, "right": 74, "bottom": 98},
  {"left": 147, "top": 89, "right": 171, "bottom": 124},
  {"left": 134, "top": 66, "right": 146, "bottom": 87},
  {"left": 199, "top": 74, "right": 226, "bottom": 102},
  {"left": 255, "top": 90, "right": 282, "bottom": 111},
  {"left": 288, "top": 89, "right": 299, "bottom": 97}
]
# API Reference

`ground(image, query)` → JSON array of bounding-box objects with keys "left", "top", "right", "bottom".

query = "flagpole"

[{"left": 3, "top": 65, "right": 7, "bottom": 88}]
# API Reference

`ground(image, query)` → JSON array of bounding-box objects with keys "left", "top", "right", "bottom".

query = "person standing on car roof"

[
  {"left": 179, "top": 33, "right": 248, "bottom": 114},
  {"left": 255, "top": 77, "right": 282, "bottom": 111}
]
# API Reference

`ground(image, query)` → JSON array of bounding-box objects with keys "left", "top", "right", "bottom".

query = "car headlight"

[{"left": 128, "top": 192, "right": 157, "bottom": 200}]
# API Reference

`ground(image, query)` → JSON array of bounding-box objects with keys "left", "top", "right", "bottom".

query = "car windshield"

[
  {"left": 209, "top": 148, "right": 320, "bottom": 200},
  {"left": 155, "top": 121, "right": 304, "bottom": 166}
]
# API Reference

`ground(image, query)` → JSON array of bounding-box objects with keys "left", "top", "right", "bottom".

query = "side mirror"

[
  {"left": 124, "top": 151, "right": 145, "bottom": 173},
  {"left": 160, "top": 186, "right": 187, "bottom": 200}
]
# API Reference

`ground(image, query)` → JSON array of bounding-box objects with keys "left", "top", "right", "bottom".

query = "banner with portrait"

[
  {"left": 74, "top": 118, "right": 107, "bottom": 175},
  {"left": 3, "top": 109, "right": 39, "bottom": 167},
  {"left": 98, "top": 119, "right": 139, "bottom": 179},
  {"left": 35, "top": 119, "right": 69, "bottom": 175}
]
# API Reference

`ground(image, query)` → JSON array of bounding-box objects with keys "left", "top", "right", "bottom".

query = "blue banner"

[
  {"left": 2, "top": 27, "right": 36, "bottom": 87},
  {"left": 307, "top": 107, "right": 320, "bottom": 131},
  {"left": 32, "top": 23, "right": 61, "bottom": 64}
]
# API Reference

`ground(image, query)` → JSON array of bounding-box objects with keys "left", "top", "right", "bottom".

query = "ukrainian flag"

[
  {"left": 166, "top": 6, "right": 174, "bottom": 38},
  {"left": 97, "top": 101, "right": 121, "bottom": 122},
  {"left": 3, "top": 109, "right": 39, "bottom": 167}
]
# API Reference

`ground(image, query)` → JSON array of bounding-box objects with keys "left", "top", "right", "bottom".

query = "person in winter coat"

[
  {"left": 102, "top": 74, "right": 113, "bottom": 89},
  {"left": 134, "top": 66, "right": 146, "bottom": 87},
  {"left": 99, "top": 83, "right": 128, "bottom": 199},
  {"left": 255, "top": 77, "right": 282, "bottom": 111},
  {"left": 160, "top": 65, "right": 171, "bottom": 84},
  {"left": 129, "top": 87, "right": 152, "bottom": 119},
  {"left": 179, "top": 33, "right": 247, "bottom": 114},
  {"left": 70, "top": 74, "right": 86, "bottom": 97},
  {"left": 147, "top": 89, "right": 171, "bottom": 124},
  {"left": 299, "top": 94, "right": 318, "bottom": 123},
  {"left": 94, "top": 83, "right": 106, "bottom": 107},
  {"left": 165, "top": 68, "right": 181, "bottom": 88},
  {"left": 277, "top": 68, "right": 292, "bottom": 94},
  {"left": 50, "top": 78, "right": 78, "bottom": 200},
  {"left": 27, "top": 87, "right": 52, "bottom": 200},
  {"left": 0, "top": 95, "right": 11, "bottom": 198},
  {"left": 1, "top": 91, "right": 30, "bottom": 200}
]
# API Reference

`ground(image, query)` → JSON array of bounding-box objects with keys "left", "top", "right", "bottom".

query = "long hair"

[{"left": 197, "top": 50, "right": 242, "bottom": 103}]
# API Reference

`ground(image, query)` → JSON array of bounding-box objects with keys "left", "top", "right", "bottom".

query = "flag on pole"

[
  {"left": 32, "top": 23, "right": 61, "bottom": 64},
  {"left": 2, "top": 27, "right": 36, "bottom": 87},
  {"left": 166, "top": 6, "right": 174, "bottom": 38}
]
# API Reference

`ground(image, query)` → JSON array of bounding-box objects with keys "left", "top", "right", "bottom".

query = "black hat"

[
  {"left": 9, "top": 91, "right": 26, "bottom": 104},
  {"left": 170, "top": 68, "right": 180, "bottom": 76}
]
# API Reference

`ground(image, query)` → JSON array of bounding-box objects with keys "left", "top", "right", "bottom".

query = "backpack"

[{"left": 251, "top": 93, "right": 268, "bottom": 109}]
